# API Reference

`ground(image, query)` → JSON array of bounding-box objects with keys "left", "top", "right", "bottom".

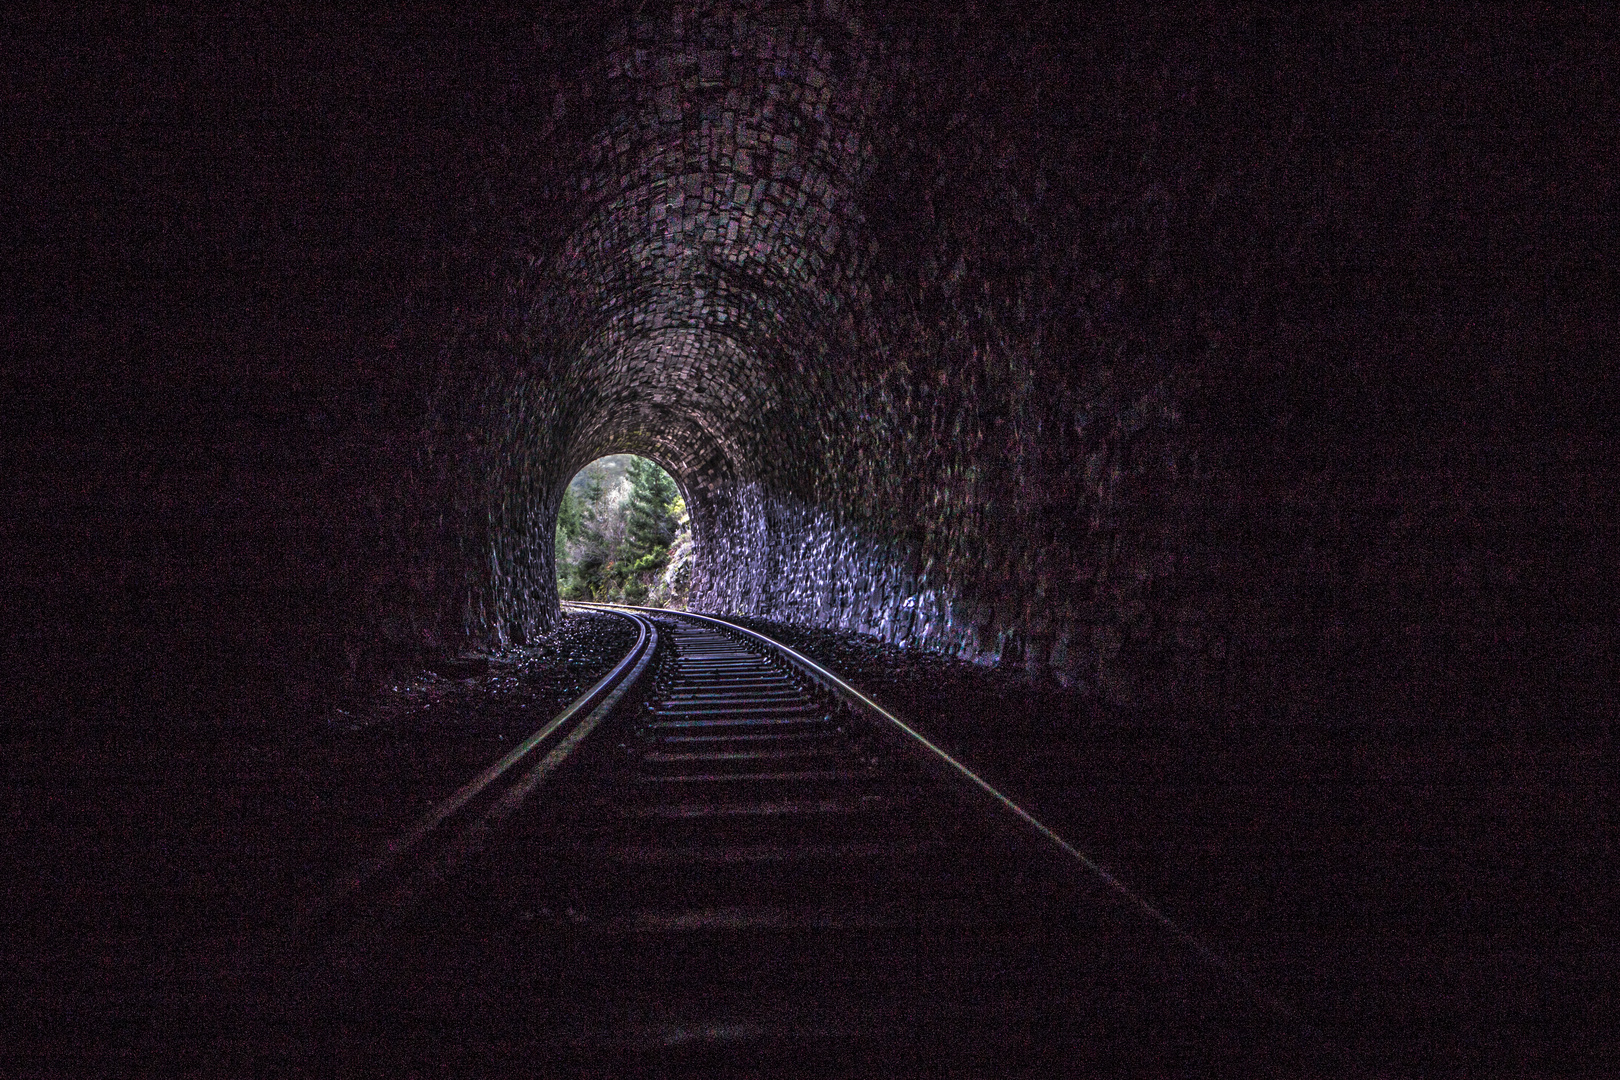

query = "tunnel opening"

[{"left": 555, "top": 455, "right": 691, "bottom": 608}]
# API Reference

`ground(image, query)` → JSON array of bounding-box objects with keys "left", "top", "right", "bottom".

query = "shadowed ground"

[{"left": 3, "top": 613, "right": 1610, "bottom": 1076}]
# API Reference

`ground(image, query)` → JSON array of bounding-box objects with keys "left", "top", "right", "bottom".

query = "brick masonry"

[{"left": 9, "top": 5, "right": 1608, "bottom": 723}]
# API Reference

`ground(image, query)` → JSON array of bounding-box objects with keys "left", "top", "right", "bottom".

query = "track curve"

[
  {"left": 294, "top": 606, "right": 656, "bottom": 943},
  {"left": 290, "top": 605, "right": 1340, "bottom": 1077}
]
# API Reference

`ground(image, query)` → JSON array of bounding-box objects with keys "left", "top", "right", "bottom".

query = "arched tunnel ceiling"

[
  {"left": 428, "top": 0, "right": 1578, "bottom": 709},
  {"left": 13, "top": 3, "right": 1581, "bottom": 721},
  {"left": 474, "top": 3, "right": 915, "bottom": 647},
  {"left": 543, "top": 3, "right": 880, "bottom": 496}
]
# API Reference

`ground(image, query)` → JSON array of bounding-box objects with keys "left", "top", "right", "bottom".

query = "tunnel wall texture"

[{"left": 8, "top": 5, "right": 1612, "bottom": 725}]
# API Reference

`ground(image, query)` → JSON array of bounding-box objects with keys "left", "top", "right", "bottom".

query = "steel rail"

[
  {"left": 576, "top": 601, "right": 1308, "bottom": 1033},
  {"left": 292, "top": 606, "right": 655, "bottom": 941}
]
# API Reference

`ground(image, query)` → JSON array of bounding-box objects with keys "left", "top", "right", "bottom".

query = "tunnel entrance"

[{"left": 555, "top": 455, "right": 690, "bottom": 608}]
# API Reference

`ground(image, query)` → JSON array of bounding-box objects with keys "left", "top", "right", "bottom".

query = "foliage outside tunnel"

[{"left": 556, "top": 456, "right": 690, "bottom": 608}]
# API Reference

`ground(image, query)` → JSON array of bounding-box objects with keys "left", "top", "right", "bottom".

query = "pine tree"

[
  {"left": 556, "top": 485, "right": 583, "bottom": 547},
  {"left": 555, "top": 471, "right": 610, "bottom": 600},
  {"left": 622, "top": 457, "right": 678, "bottom": 564}
]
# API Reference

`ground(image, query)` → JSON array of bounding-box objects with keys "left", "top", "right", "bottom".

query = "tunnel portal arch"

[
  {"left": 479, "top": 2, "right": 940, "bottom": 651},
  {"left": 457, "top": 0, "right": 1229, "bottom": 704}
]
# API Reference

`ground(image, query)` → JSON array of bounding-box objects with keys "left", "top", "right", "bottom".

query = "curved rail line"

[
  {"left": 293, "top": 606, "right": 656, "bottom": 940},
  {"left": 580, "top": 602, "right": 1305, "bottom": 1028},
  {"left": 295, "top": 602, "right": 1336, "bottom": 1074}
]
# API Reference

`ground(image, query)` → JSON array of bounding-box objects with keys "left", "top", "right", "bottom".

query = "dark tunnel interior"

[
  {"left": 2, "top": 3, "right": 1615, "bottom": 1074},
  {"left": 7, "top": 4, "right": 1611, "bottom": 722}
]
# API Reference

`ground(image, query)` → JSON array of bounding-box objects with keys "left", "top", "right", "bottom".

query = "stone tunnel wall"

[
  {"left": 459, "top": 4, "right": 1609, "bottom": 720},
  {"left": 9, "top": 6, "right": 1610, "bottom": 726},
  {"left": 462, "top": 2, "right": 904, "bottom": 648},
  {"left": 686, "top": 482, "right": 972, "bottom": 653}
]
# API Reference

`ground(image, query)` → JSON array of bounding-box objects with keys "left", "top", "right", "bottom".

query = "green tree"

[
  {"left": 555, "top": 469, "right": 612, "bottom": 600},
  {"left": 556, "top": 485, "right": 584, "bottom": 548},
  {"left": 554, "top": 456, "right": 687, "bottom": 606},
  {"left": 622, "top": 456, "right": 679, "bottom": 563}
]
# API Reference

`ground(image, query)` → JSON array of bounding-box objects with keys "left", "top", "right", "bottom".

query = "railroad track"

[{"left": 288, "top": 605, "right": 1332, "bottom": 1076}]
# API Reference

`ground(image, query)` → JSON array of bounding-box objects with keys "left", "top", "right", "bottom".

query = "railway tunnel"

[
  {"left": 12, "top": 2, "right": 1601, "bottom": 723},
  {"left": 406, "top": 0, "right": 1584, "bottom": 720},
  {"left": 384, "top": 1, "right": 1355, "bottom": 705},
  {"left": 478, "top": 4, "right": 978, "bottom": 659},
  {"left": 5, "top": 4, "right": 1613, "bottom": 1074}
]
